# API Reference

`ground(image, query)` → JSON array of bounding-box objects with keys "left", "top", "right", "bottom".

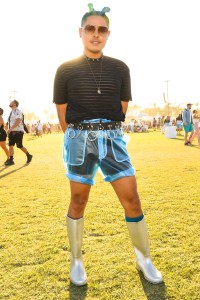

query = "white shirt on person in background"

[
  {"left": 193, "top": 118, "right": 199, "bottom": 124},
  {"left": 37, "top": 122, "right": 43, "bottom": 131},
  {"left": 176, "top": 120, "right": 182, "bottom": 125},
  {"left": 9, "top": 108, "right": 24, "bottom": 132}
]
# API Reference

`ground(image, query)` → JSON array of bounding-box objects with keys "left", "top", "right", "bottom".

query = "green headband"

[{"left": 81, "top": 3, "right": 110, "bottom": 27}]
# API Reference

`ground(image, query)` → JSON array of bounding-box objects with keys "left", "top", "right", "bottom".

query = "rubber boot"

[
  {"left": 66, "top": 216, "right": 87, "bottom": 286},
  {"left": 126, "top": 218, "right": 163, "bottom": 284}
]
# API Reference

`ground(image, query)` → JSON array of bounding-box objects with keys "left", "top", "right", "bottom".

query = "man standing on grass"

[
  {"left": 53, "top": 3, "right": 163, "bottom": 286},
  {"left": 5, "top": 100, "right": 33, "bottom": 166},
  {"left": 182, "top": 103, "right": 194, "bottom": 146}
]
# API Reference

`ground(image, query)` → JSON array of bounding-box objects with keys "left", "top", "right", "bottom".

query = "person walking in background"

[
  {"left": 176, "top": 113, "right": 183, "bottom": 136},
  {"left": 47, "top": 122, "right": 51, "bottom": 134},
  {"left": 182, "top": 103, "right": 194, "bottom": 146},
  {"left": 190, "top": 110, "right": 200, "bottom": 145},
  {"left": 152, "top": 117, "right": 157, "bottom": 131},
  {"left": 36, "top": 120, "right": 43, "bottom": 137},
  {"left": 0, "top": 108, "right": 10, "bottom": 164},
  {"left": 160, "top": 115, "right": 165, "bottom": 134},
  {"left": 5, "top": 100, "right": 33, "bottom": 165},
  {"left": 53, "top": 3, "right": 162, "bottom": 286}
]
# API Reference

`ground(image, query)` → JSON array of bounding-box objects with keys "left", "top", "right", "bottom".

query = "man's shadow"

[
  {"left": 0, "top": 164, "right": 29, "bottom": 179},
  {"left": 138, "top": 271, "right": 167, "bottom": 300},
  {"left": 68, "top": 282, "right": 88, "bottom": 300},
  {"left": 67, "top": 273, "right": 167, "bottom": 300}
]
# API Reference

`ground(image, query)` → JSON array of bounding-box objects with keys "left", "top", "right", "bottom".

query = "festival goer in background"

[
  {"left": 160, "top": 115, "right": 165, "bottom": 134},
  {"left": 5, "top": 100, "right": 33, "bottom": 165},
  {"left": 42, "top": 123, "right": 47, "bottom": 134},
  {"left": 0, "top": 108, "right": 10, "bottom": 164},
  {"left": 53, "top": 3, "right": 162, "bottom": 286},
  {"left": 182, "top": 103, "right": 194, "bottom": 146},
  {"left": 161, "top": 115, "right": 171, "bottom": 134},
  {"left": 47, "top": 122, "right": 51, "bottom": 134},
  {"left": 129, "top": 119, "right": 135, "bottom": 133},
  {"left": 176, "top": 113, "right": 183, "bottom": 135},
  {"left": 37, "top": 120, "right": 43, "bottom": 137},
  {"left": 26, "top": 123, "right": 31, "bottom": 134},
  {"left": 190, "top": 110, "right": 200, "bottom": 145},
  {"left": 164, "top": 115, "right": 171, "bottom": 126},
  {"left": 152, "top": 117, "right": 157, "bottom": 131}
]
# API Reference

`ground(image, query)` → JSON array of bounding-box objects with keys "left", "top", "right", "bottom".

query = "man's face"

[
  {"left": 9, "top": 101, "right": 17, "bottom": 108},
  {"left": 79, "top": 15, "right": 110, "bottom": 56},
  {"left": 187, "top": 104, "right": 192, "bottom": 110}
]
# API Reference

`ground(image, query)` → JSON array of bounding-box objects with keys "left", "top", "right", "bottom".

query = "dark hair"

[
  {"left": 13, "top": 100, "right": 19, "bottom": 107},
  {"left": 193, "top": 110, "right": 197, "bottom": 114},
  {"left": 81, "top": 3, "right": 110, "bottom": 27},
  {"left": 0, "top": 108, "right": 3, "bottom": 115}
]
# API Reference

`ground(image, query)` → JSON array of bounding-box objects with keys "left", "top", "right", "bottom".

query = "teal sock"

[{"left": 125, "top": 214, "right": 144, "bottom": 222}]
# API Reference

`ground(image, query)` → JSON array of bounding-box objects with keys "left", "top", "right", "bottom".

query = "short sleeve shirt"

[
  {"left": 9, "top": 108, "right": 24, "bottom": 132},
  {"left": 53, "top": 55, "right": 132, "bottom": 123}
]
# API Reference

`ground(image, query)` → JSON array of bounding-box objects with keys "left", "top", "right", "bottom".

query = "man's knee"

[
  {"left": 121, "top": 190, "right": 139, "bottom": 203},
  {"left": 71, "top": 192, "right": 88, "bottom": 207}
]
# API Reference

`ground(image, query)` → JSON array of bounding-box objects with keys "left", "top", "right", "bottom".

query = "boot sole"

[
  {"left": 136, "top": 263, "right": 163, "bottom": 284},
  {"left": 70, "top": 278, "right": 88, "bottom": 286}
]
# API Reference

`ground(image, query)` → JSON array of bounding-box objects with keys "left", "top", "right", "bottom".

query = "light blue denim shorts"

[{"left": 63, "top": 119, "right": 135, "bottom": 185}]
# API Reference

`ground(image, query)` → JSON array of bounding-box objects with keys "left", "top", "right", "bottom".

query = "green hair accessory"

[
  {"left": 88, "top": 3, "right": 94, "bottom": 12},
  {"left": 87, "top": 3, "right": 110, "bottom": 14},
  {"left": 81, "top": 3, "right": 110, "bottom": 27}
]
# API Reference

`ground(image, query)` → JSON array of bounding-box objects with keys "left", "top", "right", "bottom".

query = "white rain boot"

[
  {"left": 126, "top": 217, "right": 163, "bottom": 284},
  {"left": 66, "top": 216, "right": 87, "bottom": 286}
]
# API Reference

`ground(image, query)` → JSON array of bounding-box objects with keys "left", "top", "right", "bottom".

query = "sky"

[{"left": 1, "top": 0, "right": 200, "bottom": 120}]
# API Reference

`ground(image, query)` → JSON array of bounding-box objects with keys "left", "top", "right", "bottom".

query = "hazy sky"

[{"left": 1, "top": 0, "right": 200, "bottom": 119}]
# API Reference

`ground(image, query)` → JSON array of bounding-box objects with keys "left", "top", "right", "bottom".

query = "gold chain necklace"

[{"left": 86, "top": 57, "right": 103, "bottom": 94}]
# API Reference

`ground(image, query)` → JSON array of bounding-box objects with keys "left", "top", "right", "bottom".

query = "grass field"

[{"left": 0, "top": 131, "right": 200, "bottom": 300}]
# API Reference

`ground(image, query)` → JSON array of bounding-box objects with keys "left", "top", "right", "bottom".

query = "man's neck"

[{"left": 83, "top": 51, "right": 103, "bottom": 60}]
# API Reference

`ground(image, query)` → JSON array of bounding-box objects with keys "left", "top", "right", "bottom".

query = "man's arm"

[
  {"left": 55, "top": 103, "right": 68, "bottom": 132},
  {"left": 121, "top": 101, "right": 129, "bottom": 115},
  {"left": 0, "top": 116, "right": 3, "bottom": 127},
  {"left": 7, "top": 118, "right": 21, "bottom": 134},
  {"left": 182, "top": 110, "right": 187, "bottom": 125}
]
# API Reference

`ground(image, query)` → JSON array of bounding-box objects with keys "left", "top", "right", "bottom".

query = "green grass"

[{"left": 0, "top": 131, "right": 200, "bottom": 300}]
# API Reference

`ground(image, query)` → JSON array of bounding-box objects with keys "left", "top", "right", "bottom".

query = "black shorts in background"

[
  {"left": 8, "top": 131, "right": 24, "bottom": 148},
  {"left": 0, "top": 129, "right": 7, "bottom": 142}
]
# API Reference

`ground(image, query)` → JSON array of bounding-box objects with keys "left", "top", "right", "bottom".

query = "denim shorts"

[{"left": 63, "top": 119, "right": 135, "bottom": 185}]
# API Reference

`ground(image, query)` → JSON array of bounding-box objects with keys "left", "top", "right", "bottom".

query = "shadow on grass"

[
  {"left": 138, "top": 271, "right": 167, "bottom": 300},
  {"left": 0, "top": 164, "right": 29, "bottom": 179},
  {"left": 26, "top": 136, "right": 39, "bottom": 141},
  {"left": 68, "top": 282, "right": 88, "bottom": 300},
  {"left": 167, "top": 137, "right": 200, "bottom": 149}
]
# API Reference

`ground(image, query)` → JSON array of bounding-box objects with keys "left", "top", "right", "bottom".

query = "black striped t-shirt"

[{"left": 53, "top": 55, "right": 132, "bottom": 123}]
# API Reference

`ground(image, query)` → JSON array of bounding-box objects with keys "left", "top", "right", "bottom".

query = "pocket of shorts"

[
  {"left": 111, "top": 133, "right": 129, "bottom": 162},
  {"left": 63, "top": 129, "right": 87, "bottom": 165}
]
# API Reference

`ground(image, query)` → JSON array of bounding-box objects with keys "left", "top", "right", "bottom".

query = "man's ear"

[{"left": 106, "top": 31, "right": 111, "bottom": 40}]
